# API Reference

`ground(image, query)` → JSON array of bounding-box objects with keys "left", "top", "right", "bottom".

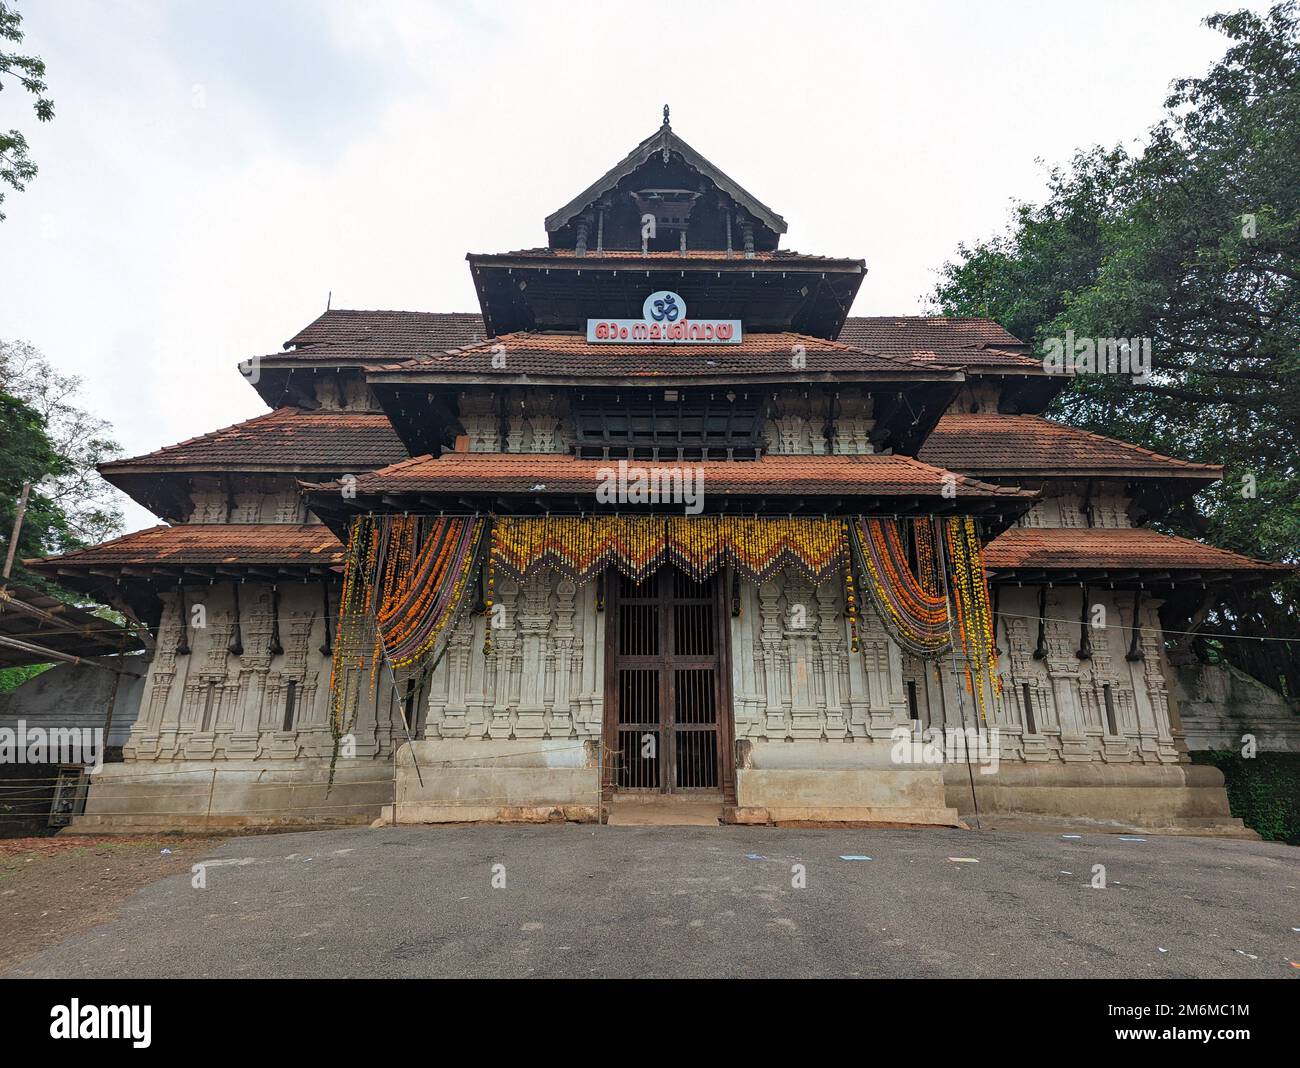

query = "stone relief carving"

[{"left": 428, "top": 571, "right": 599, "bottom": 743}]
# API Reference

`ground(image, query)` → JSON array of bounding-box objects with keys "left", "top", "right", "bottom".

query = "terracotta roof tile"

[
  {"left": 984, "top": 527, "right": 1289, "bottom": 574},
  {"left": 372, "top": 331, "right": 955, "bottom": 380},
  {"left": 919, "top": 414, "right": 1222, "bottom": 478},
  {"left": 29, "top": 524, "right": 343, "bottom": 570},
  {"left": 264, "top": 310, "right": 1041, "bottom": 373},
  {"left": 99, "top": 408, "right": 408, "bottom": 473},
  {"left": 837, "top": 317, "right": 1040, "bottom": 369},
  {"left": 279, "top": 310, "right": 487, "bottom": 362},
  {"left": 310, "top": 452, "right": 1030, "bottom": 501}
]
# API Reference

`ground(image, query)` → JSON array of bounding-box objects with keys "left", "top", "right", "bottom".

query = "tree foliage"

[
  {"left": 0, "top": 342, "right": 123, "bottom": 586},
  {"left": 1, "top": 341, "right": 124, "bottom": 547},
  {"left": 932, "top": 3, "right": 1300, "bottom": 697},
  {"left": 0, "top": 0, "right": 53, "bottom": 221}
]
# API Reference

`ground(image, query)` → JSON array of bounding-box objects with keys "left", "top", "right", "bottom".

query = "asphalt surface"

[{"left": 6, "top": 825, "right": 1298, "bottom": 978}]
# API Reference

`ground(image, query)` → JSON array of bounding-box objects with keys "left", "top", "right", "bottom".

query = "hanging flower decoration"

[
  {"left": 850, "top": 517, "right": 951, "bottom": 656},
  {"left": 491, "top": 515, "right": 844, "bottom": 585},
  {"left": 944, "top": 515, "right": 1001, "bottom": 723},
  {"left": 667, "top": 516, "right": 843, "bottom": 583},
  {"left": 846, "top": 515, "right": 999, "bottom": 721},
  {"left": 492, "top": 516, "right": 665, "bottom": 584},
  {"left": 325, "top": 512, "right": 1000, "bottom": 772},
  {"left": 328, "top": 514, "right": 486, "bottom": 781},
  {"left": 841, "top": 521, "right": 860, "bottom": 654}
]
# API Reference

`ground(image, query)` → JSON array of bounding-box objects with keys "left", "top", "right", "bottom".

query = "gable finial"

[{"left": 662, "top": 104, "right": 670, "bottom": 128}]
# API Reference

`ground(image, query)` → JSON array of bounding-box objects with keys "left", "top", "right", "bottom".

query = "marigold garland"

[
  {"left": 328, "top": 515, "right": 486, "bottom": 780},
  {"left": 847, "top": 516, "right": 1000, "bottom": 722},
  {"left": 490, "top": 516, "right": 844, "bottom": 585},
  {"left": 323, "top": 512, "right": 1000, "bottom": 767},
  {"left": 943, "top": 516, "right": 1001, "bottom": 723},
  {"left": 850, "top": 517, "right": 951, "bottom": 656}
]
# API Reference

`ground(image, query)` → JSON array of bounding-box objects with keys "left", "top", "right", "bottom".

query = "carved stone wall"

[
  {"left": 457, "top": 388, "right": 571, "bottom": 454},
  {"left": 730, "top": 564, "right": 904, "bottom": 743},
  {"left": 124, "top": 581, "right": 398, "bottom": 762},
  {"left": 422, "top": 571, "right": 604, "bottom": 741},
  {"left": 974, "top": 586, "right": 1180, "bottom": 765},
  {"left": 949, "top": 381, "right": 1004, "bottom": 415},
  {"left": 1018, "top": 487, "right": 1133, "bottom": 530},
  {"left": 313, "top": 373, "right": 381, "bottom": 412},
  {"left": 762, "top": 388, "right": 876, "bottom": 456},
  {"left": 187, "top": 476, "right": 311, "bottom": 525}
]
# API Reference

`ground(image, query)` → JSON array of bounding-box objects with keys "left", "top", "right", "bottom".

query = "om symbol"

[{"left": 650, "top": 294, "right": 680, "bottom": 322}]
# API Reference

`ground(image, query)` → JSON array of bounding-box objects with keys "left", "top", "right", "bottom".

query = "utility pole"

[{"left": 2, "top": 480, "right": 32, "bottom": 580}]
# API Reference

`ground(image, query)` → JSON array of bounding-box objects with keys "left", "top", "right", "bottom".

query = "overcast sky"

[{"left": 0, "top": 0, "right": 1270, "bottom": 532}]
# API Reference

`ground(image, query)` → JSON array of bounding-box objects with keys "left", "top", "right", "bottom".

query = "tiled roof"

[
  {"left": 919, "top": 414, "right": 1222, "bottom": 478},
  {"left": 372, "top": 331, "right": 957, "bottom": 380},
  {"left": 837, "top": 317, "right": 1040, "bottom": 370},
  {"left": 984, "top": 527, "right": 1290, "bottom": 574},
  {"left": 280, "top": 310, "right": 487, "bottom": 361},
  {"left": 29, "top": 524, "right": 343, "bottom": 570},
  {"left": 99, "top": 408, "right": 408, "bottom": 473},
  {"left": 310, "top": 452, "right": 1031, "bottom": 501},
  {"left": 263, "top": 310, "right": 1040, "bottom": 373}
]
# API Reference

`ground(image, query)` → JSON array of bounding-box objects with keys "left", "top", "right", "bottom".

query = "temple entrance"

[{"left": 603, "top": 566, "right": 734, "bottom": 799}]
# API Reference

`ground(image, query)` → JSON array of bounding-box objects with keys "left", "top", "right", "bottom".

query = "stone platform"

[
  {"left": 66, "top": 759, "right": 393, "bottom": 833},
  {"left": 942, "top": 762, "right": 1254, "bottom": 837}
]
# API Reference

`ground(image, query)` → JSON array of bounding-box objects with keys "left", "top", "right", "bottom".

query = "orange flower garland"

[
  {"left": 491, "top": 516, "right": 845, "bottom": 585},
  {"left": 329, "top": 515, "right": 486, "bottom": 761},
  {"left": 851, "top": 517, "right": 951, "bottom": 655},
  {"left": 944, "top": 516, "right": 1000, "bottom": 723}
]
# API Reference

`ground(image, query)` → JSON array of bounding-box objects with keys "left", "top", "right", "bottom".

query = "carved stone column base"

[{"left": 514, "top": 710, "right": 547, "bottom": 739}]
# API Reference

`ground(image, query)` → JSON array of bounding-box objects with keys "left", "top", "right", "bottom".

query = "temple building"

[{"left": 20, "top": 112, "right": 1292, "bottom": 833}]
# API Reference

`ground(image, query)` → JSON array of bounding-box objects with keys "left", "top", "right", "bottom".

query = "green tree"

[
  {"left": 1, "top": 341, "right": 123, "bottom": 547},
  {"left": 932, "top": 3, "right": 1300, "bottom": 697},
  {"left": 0, "top": 342, "right": 123, "bottom": 590},
  {"left": 0, "top": 389, "right": 67, "bottom": 583},
  {"left": 0, "top": 0, "right": 53, "bottom": 221}
]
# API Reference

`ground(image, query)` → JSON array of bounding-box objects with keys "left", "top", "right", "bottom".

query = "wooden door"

[{"left": 603, "top": 567, "right": 733, "bottom": 797}]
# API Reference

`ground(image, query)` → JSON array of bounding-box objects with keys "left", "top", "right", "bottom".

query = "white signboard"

[{"left": 586, "top": 290, "right": 742, "bottom": 344}]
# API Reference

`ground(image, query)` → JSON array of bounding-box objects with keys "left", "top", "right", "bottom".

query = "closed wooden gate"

[{"left": 603, "top": 567, "right": 734, "bottom": 797}]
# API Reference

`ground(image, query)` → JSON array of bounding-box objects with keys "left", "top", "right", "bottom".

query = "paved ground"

[
  {"left": 0, "top": 834, "right": 224, "bottom": 975},
  {"left": 5, "top": 825, "right": 1298, "bottom": 978}
]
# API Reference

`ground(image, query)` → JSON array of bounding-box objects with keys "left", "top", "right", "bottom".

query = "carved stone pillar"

[
  {"left": 486, "top": 575, "right": 519, "bottom": 739},
  {"left": 757, "top": 579, "right": 787, "bottom": 737},
  {"left": 551, "top": 578, "right": 577, "bottom": 738},
  {"left": 513, "top": 572, "right": 551, "bottom": 738}
]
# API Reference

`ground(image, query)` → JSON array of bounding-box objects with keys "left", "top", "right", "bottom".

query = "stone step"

[{"left": 604, "top": 798, "right": 723, "bottom": 826}]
